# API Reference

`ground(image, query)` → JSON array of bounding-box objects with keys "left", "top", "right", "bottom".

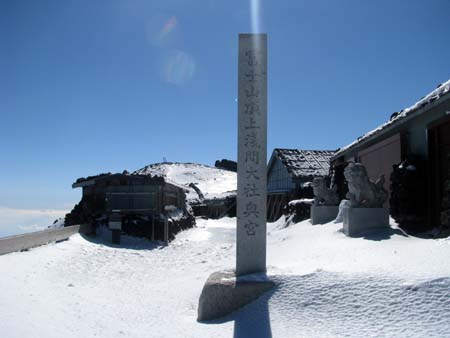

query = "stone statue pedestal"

[
  {"left": 311, "top": 205, "right": 339, "bottom": 225},
  {"left": 343, "top": 207, "right": 390, "bottom": 237},
  {"left": 197, "top": 270, "right": 274, "bottom": 322}
]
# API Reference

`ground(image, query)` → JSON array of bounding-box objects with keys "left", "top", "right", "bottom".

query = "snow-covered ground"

[
  {"left": 1, "top": 217, "right": 449, "bottom": 338},
  {"left": 133, "top": 162, "right": 237, "bottom": 202}
]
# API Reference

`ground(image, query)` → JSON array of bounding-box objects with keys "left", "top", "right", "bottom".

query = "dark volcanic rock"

[{"left": 215, "top": 159, "right": 237, "bottom": 172}]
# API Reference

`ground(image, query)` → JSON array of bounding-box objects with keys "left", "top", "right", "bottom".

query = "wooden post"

[
  {"left": 112, "top": 229, "right": 121, "bottom": 244},
  {"left": 151, "top": 215, "right": 155, "bottom": 241},
  {"left": 164, "top": 217, "right": 169, "bottom": 246}
]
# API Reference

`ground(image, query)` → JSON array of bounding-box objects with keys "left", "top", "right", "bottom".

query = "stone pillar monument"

[
  {"left": 197, "top": 34, "right": 273, "bottom": 322},
  {"left": 236, "top": 33, "right": 267, "bottom": 276}
]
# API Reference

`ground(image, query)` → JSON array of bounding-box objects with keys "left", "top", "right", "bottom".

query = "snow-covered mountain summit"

[{"left": 133, "top": 162, "right": 237, "bottom": 203}]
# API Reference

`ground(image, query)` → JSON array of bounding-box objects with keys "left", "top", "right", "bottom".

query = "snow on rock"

[
  {"left": 164, "top": 205, "right": 184, "bottom": 221},
  {"left": 133, "top": 162, "right": 237, "bottom": 203},
  {"left": 1, "top": 217, "right": 450, "bottom": 337},
  {"left": 48, "top": 217, "right": 65, "bottom": 229},
  {"left": 288, "top": 198, "right": 314, "bottom": 206}
]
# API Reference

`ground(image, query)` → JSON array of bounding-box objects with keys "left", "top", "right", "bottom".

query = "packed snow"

[
  {"left": 1, "top": 216, "right": 449, "bottom": 338},
  {"left": 133, "top": 163, "right": 237, "bottom": 203}
]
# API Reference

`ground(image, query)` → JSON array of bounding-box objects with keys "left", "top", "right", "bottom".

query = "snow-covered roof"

[
  {"left": 269, "top": 149, "right": 336, "bottom": 179},
  {"left": 72, "top": 172, "right": 189, "bottom": 192},
  {"left": 133, "top": 162, "right": 237, "bottom": 203},
  {"left": 332, "top": 79, "right": 450, "bottom": 160}
]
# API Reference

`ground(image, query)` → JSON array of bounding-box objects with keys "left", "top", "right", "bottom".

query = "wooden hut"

[
  {"left": 70, "top": 172, "right": 190, "bottom": 239},
  {"left": 73, "top": 173, "right": 187, "bottom": 215},
  {"left": 266, "top": 149, "right": 336, "bottom": 221}
]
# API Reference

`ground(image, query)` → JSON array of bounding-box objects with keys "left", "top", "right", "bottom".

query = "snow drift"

[{"left": 1, "top": 216, "right": 450, "bottom": 337}]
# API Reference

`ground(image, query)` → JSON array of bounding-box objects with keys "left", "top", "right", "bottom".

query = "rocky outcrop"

[{"left": 214, "top": 159, "right": 237, "bottom": 172}]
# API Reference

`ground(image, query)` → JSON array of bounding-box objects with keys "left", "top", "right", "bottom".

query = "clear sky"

[{"left": 1, "top": 0, "right": 450, "bottom": 212}]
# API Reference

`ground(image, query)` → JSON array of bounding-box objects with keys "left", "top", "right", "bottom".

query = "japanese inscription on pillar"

[{"left": 236, "top": 34, "right": 267, "bottom": 276}]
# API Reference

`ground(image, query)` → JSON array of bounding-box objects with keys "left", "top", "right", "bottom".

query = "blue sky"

[{"left": 1, "top": 0, "right": 450, "bottom": 212}]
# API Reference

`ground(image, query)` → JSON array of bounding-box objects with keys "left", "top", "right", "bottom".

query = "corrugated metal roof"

[{"left": 273, "top": 149, "right": 335, "bottom": 179}]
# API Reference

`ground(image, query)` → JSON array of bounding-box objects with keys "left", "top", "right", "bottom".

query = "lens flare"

[
  {"left": 146, "top": 15, "right": 178, "bottom": 46},
  {"left": 158, "top": 16, "right": 177, "bottom": 42},
  {"left": 250, "top": 0, "right": 260, "bottom": 33},
  {"left": 162, "top": 50, "right": 196, "bottom": 85}
]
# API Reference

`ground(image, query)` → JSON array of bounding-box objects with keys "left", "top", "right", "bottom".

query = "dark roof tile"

[{"left": 274, "top": 149, "right": 335, "bottom": 179}]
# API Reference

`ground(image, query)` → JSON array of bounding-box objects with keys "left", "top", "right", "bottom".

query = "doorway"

[{"left": 428, "top": 117, "right": 450, "bottom": 227}]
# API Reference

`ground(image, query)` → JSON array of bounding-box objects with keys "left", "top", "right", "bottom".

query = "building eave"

[{"left": 331, "top": 81, "right": 450, "bottom": 162}]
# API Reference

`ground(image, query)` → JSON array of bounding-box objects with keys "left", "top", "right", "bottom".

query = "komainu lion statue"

[
  {"left": 344, "top": 162, "right": 387, "bottom": 208},
  {"left": 312, "top": 177, "right": 339, "bottom": 206}
]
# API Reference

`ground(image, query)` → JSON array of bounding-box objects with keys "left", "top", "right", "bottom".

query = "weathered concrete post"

[
  {"left": 236, "top": 33, "right": 268, "bottom": 276},
  {"left": 197, "top": 34, "right": 273, "bottom": 322}
]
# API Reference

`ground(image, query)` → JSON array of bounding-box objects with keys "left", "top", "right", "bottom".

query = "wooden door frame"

[{"left": 427, "top": 114, "right": 450, "bottom": 227}]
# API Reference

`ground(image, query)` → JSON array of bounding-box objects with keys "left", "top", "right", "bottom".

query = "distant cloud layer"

[{"left": 0, "top": 207, "right": 68, "bottom": 238}]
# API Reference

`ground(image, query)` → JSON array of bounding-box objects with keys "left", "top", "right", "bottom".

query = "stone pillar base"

[
  {"left": 343, "top": 207, "right": 390, "bottom": 237},
  {"left": 311, "top": 205, "right": 339, "bottom": 225},
  {"left": 197, "top": 270, "right": 274, "bottom": 322}
]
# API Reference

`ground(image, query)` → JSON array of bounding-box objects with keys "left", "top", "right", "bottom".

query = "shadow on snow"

[{"left": 80, "top": 232, "right": 162, "bottom": 251}]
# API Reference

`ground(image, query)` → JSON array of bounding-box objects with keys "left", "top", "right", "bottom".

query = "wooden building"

[
  {"left": 192, "top": 196, "right": 236, "bottom": 219},
  {"left": 73, "top": 173, "right": 187, "bottom": 215},
  {"left": 331, "top": 79, "right": 450, "bottom": 232},
  {"left": 70, "top": 172, "right": 190, "bottom": 239},
  {"left": 266, "top": 149, "right": 336, "bottom": 221}
]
